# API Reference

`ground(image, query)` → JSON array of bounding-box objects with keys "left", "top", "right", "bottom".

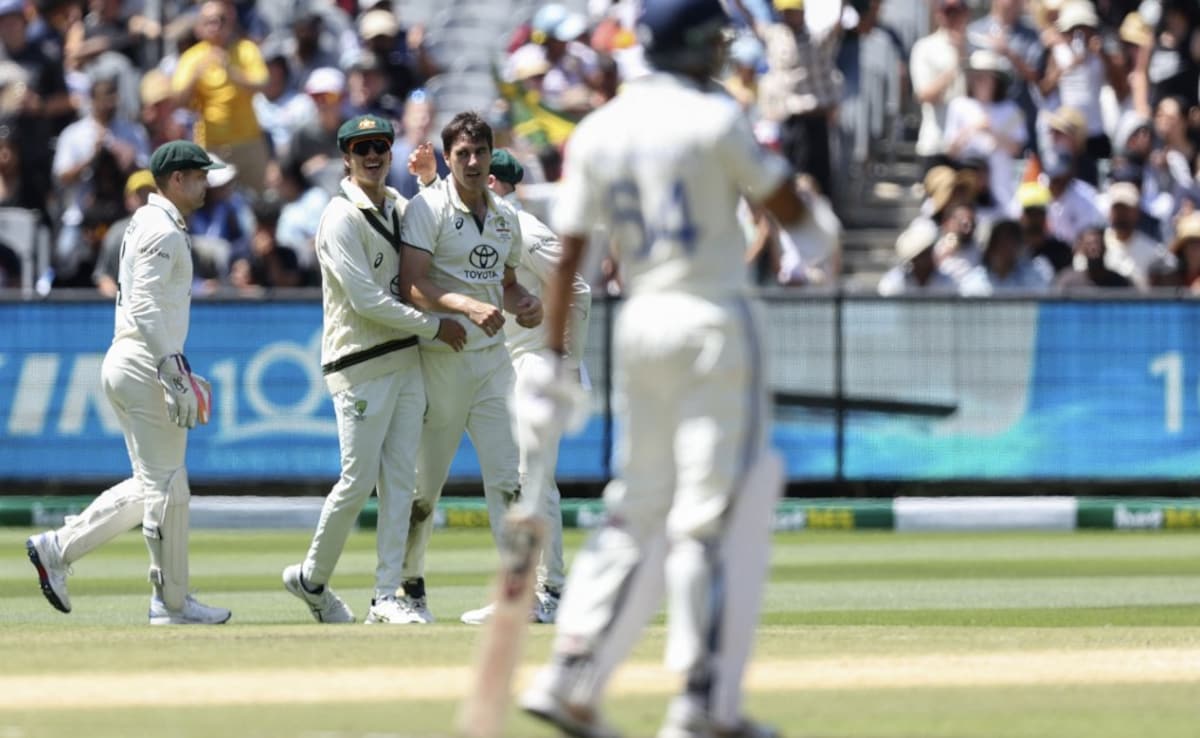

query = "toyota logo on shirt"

[{"left": 465, "top": 244, "right": 500, "bottom": 280}]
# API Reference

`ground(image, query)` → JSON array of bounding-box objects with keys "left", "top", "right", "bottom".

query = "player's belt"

[{"left": 321, "top": 336, "right": 419, "bottom": 375}]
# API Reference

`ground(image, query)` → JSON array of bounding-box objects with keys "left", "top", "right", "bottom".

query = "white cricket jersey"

[
  {"left": 501, "top": 192, "right": 592, "bottom": 367},
  {"left": 401, "top": 177, "right": 522, "bottom": 351},
  {"left": 554, "top": 72, "right": 791, "bottom": 299},
  {"left": 111, "top": 193, "right": 193, "bottom": 367},
  {"left": 316, "top": 178, "right": 440, "bottom": 394}
]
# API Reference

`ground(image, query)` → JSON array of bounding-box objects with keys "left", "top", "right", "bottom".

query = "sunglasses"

[{"left": 350, "top": 138, "right": 391, "bottom": 156}]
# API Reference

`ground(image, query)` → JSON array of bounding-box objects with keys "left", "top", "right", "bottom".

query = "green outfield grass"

[{"left": 2, "top": 527, "right": 1199, "bottom": 738}]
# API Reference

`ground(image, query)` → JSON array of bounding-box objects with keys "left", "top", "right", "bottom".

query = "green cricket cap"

[
  {"left": 337, "top": 114, "right": 394, "bottom": 152},
  {"left": 149, "top": 140, "right": 225, "bottom": 178},
  {"left": 489, "top": 148, "right": 524, "bottom": 186}
]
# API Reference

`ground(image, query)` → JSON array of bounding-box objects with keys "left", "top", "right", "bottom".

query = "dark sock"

[{"left": 300, "top": 572, "right": 324, "bottom": 595}]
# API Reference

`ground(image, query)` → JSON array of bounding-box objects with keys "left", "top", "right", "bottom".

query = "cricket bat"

[{"left": 457, "top": 512, "right": 547, "bottom": 738}]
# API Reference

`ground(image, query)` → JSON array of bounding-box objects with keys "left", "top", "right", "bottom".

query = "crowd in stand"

[
  {"left": 0, "top": 0, "right": 1196, "bottom": 295},
  {"left": 887, "top": 0, "right": 1200, "bottom": 295}
]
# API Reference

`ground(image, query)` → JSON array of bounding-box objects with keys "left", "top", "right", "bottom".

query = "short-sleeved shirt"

[
  {"left": 554, "top": 72, "right": 790, "bottom": 299},
  {"left": 401, "top": 177, "right": 522, "bottom": 351},
  {"left": 172, "top": 39, "right": 268, "bottom": 148}
]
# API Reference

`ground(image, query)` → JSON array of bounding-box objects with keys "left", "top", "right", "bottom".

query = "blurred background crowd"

[{"left": 0, "top": 0, "right": 1195, "bottom": 297}]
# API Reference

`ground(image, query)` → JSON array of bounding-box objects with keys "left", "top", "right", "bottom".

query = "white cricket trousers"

[
  {"left": 402, "top": 342, "right": 519, "bottom": 581},
  {"left": 303, "top": 350, "right": 424, "bottom": 596},
  {"left": 551, "top": 293, "right": 777, "bottom": 726},
  {"left": 511, "top": 349, "right": 569, "bottom": 592},
  {"left": 54, "top": 342, "right": 189, "bottom": 591}
]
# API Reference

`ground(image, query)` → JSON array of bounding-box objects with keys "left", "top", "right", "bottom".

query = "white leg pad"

[
  {"left": 709, "top": 451, "right": 783, "bottom": 724},
  {"left": 143, "top": 467, "right": 190, "bottom": 611},
  {"left": 57, "top": 477, "right": 144, "bottom": 565}
]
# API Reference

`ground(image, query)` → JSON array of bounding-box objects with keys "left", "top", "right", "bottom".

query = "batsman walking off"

[
  {"left": 518, "top": 0, "right": 810, "bottom": 735},
  {"left": 25, "top": 140, "right": 231, "bottom": 625},
  {"left": 282, "top": 114, "right": 466, "bottom": 625}
]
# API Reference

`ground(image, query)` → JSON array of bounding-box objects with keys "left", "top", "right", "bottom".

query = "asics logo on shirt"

[{"left": 374, "top": 252, "right": 383, "bottom": 268}]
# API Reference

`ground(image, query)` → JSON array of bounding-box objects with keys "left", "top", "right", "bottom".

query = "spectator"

[
  {"left": 253, "top": 46, "right": 315, "bottom": 160},
  {"left": 1017, "top": 181, "right": 1074, "bottom": 274},
  {"left": 1042, "top": 146, "right": 1105, "bottom": 243},
  {"left": 65, "top": 0, "right": 155, "bottom": 71},
  {"left": 28, "top": 0, "right": 80, "bottom": 85},
  {"left": 1098, "top": 179, "right": 1174, "bottom": 288},
  {"left": 944, "top": 50, "right": 1027, "bottom": 211},
  {"left": 0, "top": 235, "right": 19, "bottom": 288},
  {"left": 935, "top": 201, "right": 982, "bottom": 284},
  {"left": 229, "top": 197, "right": 304, "bottom": 292},
  {"left": 0, "top": 120, "right": 36, "bottom": 210},
  {"left": 287, "top": 66, "right": 347, "bottom": 195},
  {"left": 1056, "top": 225, "right": 1134, "bottom": 289},
  {"left": 1152, "top": 95, "right": 1197, "bottom": 198},
  {"left": 358, "top": 7, "right": 429, "bottom": 103},
  {"left": 756, "top": 0, "right": 843, "bottom": 198},
  {"left": 773, "top": 174, "right": 842, "bottom": 286},
  {"left": 1116, "top": 10, "right": 1154, "bottom": 118},
  {"left": 1108, "top": 162, "right": 1167, "bottom": 240},
  {"left": 139, "top": 69, "right": 190, "bottom": 149},
  {"left": 1146, "top": 0, "right": 1200, "bottom": 106},
  {"left": 275, "top": 7, "right": 340, "bottom": 92},
  {"left": 1165, "top": 211, "right": 1200, "bottom": 292},
  {"left": 52, "top": 71, "right": 150, "bottom": 285},
  {"left": 909, "top": 0, "right": 969, "bottom": 170},
  {"left": 723, "top": 34, "right": 764, "bottom": 115},
  {"left": 388, "top": 88, "right": 446, "bottom": 199},
  {"left": 968, "top": 0, "right": 1043, "bottom": 149},
  {"left": 1038, "top": 2, "right": 1124, "bottom": 172},
  {"left": 344, "top": 50, "right": 403, "bottom": 120},
  {"left": 0, "top": 0, "right": 75, "bottom": 214},
  {"left": 919, "top": 164, "right": 978, "bottom": 224},
  {"left": 93, "top": 168, "right": 154, "bottom": 297},
  {"left": 534, "top": 6, "right": 595, "bottom": 116},
  {"left": 877, "top": 217, "right": 957, "bottom": 295},
  {"left": 172, "top": 0, "right": 270, "bottom": 193},
  {"left": 959, "top": 219, "right": 1052, "bottom": 295},
  {"left": 274, "top": 155, "right": 327, "bottom": 277},
  {"left": 188, "top": 153, "right": 254, "bottom": 266}
]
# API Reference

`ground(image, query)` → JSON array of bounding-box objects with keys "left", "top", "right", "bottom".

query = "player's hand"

[
  {"left": 467, "top": 301, "right": 505, "bottom": 336},
  {"left": 407, "top": 142, "right": 437, "bottom": 186},
  {"left": 516, "top": 353, "right": 589, "bottom": 435},
  {"left": 156, "top": 354, "right": 210, "bottom": 429},
  {"left": 514, "top": 295, "right": 543, "bottom": 328},
  {"left": 435, "top": 317, "right": 467, "bottom": 352}
]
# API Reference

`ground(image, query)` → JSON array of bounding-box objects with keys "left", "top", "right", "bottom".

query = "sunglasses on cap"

[{"left": 350, "top": 138, "right": 391, "bottom": 156}]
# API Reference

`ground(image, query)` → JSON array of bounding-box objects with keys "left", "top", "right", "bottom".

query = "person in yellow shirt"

[{"left": 172, "top": 0, "right": 269, "bottom": 194}]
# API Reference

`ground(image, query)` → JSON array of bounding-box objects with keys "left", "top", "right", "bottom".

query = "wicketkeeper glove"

[
  {"left": 517, "top": 353, "right": 590, "bottom": 435},
  {"left": 156, "top": 353, "right": 212, "bottom": 429}
]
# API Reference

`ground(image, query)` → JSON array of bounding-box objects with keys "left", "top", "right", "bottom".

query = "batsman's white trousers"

[
  {"left": 551, "top": 293, "right": 777, "bottom": 726},
  {"left": 54, "top": 341, "right": 191, "bottom": 601},
  {"left": 511, "top": 349, "right": 569, "bottom": 592},
  {"left": 402, "top": 342, "right": 519, "bottom": 581},
  {"left": 303, "top": 350, "right": 424, "bottom": 595}
]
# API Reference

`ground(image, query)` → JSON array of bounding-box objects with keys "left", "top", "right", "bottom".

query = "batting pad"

[
  {"left": 709, "top": 450, "right": 783, "bottom": 725},
  {"left": 58, "top": 478, "right": 144, "bottom": 565},
  {"left": 143, "top": 468, "right": 191, "bottom": 611}
]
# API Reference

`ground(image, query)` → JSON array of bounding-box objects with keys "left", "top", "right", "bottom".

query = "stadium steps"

[{"left": 839, "top": 142, "right": 925, "bottom": 292}]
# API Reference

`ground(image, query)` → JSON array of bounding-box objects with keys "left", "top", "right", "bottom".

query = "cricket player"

[
  {"left": 282, "top": 114, "right": 467, "bottom": 625},
  {"left": 25, "top": 140, "right": 231, "bottom": 625},
  {"left": 458, "top": 149, "right": 591, "bottom": 626},
  {"left": 517, "top": 0, "right": 810, "bottom": 735},
  {"left": 395, "top": 112, "right": 543, "bottom": 624}
]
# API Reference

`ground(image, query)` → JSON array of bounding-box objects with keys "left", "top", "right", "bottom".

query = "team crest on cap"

[{"left": 358, "top": 118, "right": 378, "bottom": 130}]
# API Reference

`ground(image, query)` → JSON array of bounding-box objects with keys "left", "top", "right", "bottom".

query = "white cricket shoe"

[
  {"left": 282, "top": 564, "right": 355, "bottom": 624},
  {"left": 365, "top": 595, "right": 430, "bottom": 624},
  {"left": 533, "top": 586, "right": 561, "bottom": 624},
  {"left": 657, "top": 696, "right": 780, "bottom": 738},
  {"left": 149, "top": 594, "right": 232, "bottom": 625},
  {"left": 461, "top": 586, "right": 560, "bottom": 625},
  {"left": 519, "top": 665, "right": 622, "bottom": 738},
  {"left": 460, "top": 602, "right": 495, "bottom": 625},
  {"left": 398, "top": 578, "right": 435, "bottom": 624},
  {"left": 26, "top": 531, "right": 71, "bottom": 613}
]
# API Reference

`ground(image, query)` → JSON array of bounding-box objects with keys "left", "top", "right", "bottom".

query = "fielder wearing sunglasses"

[{"left": 351, "top": 138, "right": 392, "bottom": 156}]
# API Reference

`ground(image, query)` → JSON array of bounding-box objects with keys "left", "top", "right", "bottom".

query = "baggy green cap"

[
  {"left": 337, "top": 114, "right": 395, "bottom": 152},
  {"left": 149, "top": 140, "right": 225, "bottom": 178}
]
